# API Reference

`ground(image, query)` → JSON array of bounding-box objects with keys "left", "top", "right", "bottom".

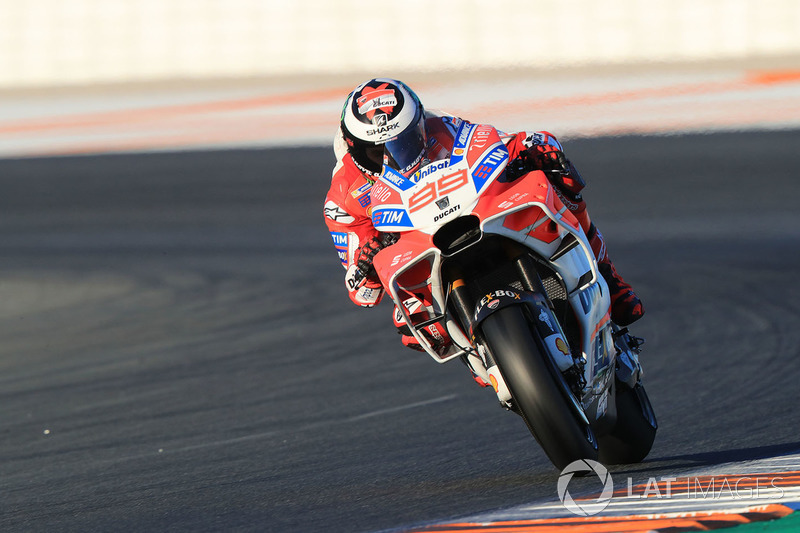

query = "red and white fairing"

[{"left": 370, "top": 122, "right": 615, "bottom": 399}]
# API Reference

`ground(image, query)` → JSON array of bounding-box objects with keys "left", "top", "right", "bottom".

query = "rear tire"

[
  {"left": 480, "top": 305, "right": 598, "bottom": 470},
  {"left": 597, "top": 381, "right": 657, "bottom": 464}
]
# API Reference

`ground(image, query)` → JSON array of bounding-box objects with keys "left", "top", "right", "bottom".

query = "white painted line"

[
  {"left": 155, "top": 394, "right": 459, "bottom": 455},
  {"left": 347, "top": 394, "right": 458, "bottom": 422}
]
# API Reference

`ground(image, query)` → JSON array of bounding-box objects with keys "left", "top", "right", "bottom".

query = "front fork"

[
  {"left": 447, "top": 256, "right": 581, "bottom": 407},
  {"left": 447, "top": 279, "right": 508, "bottom": 398}
]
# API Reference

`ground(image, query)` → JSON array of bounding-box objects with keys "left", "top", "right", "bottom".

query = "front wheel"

[{"left": 479, "top": 305, "right": 598, "bottom": 470}]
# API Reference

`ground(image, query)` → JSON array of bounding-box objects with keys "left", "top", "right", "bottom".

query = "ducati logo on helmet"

[{"left": 356, "top": 83, "right": 400, "bottom": 121}]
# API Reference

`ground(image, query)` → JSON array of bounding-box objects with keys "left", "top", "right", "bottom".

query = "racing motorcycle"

[{"left": 369, "top": 122, "right": 657, "bottom": 470}]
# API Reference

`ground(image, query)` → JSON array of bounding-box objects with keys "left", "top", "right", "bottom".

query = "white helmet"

[{"left": 340, "top": 78, "right": 427, "bottom": 177}]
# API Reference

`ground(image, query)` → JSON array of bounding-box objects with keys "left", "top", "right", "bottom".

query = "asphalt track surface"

[{"left": 1, "top": 130, "right": 799, "bottom": 532}]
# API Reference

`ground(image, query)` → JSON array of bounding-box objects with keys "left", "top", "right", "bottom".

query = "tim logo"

[
  {"left": 372, "top": 208, "right": 410, "bottom": 227},
  {"left": 331, "top": 232, "right": 348, "bottom": 264}
]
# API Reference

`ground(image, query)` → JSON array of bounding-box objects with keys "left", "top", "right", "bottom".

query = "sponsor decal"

[
  {"left": 330, "top": 232, "right": 348, "bottom": 265},
  {"left": 389, "top": 250, "right": 414, "bottom": 267},
  {"left": 497, "top": 192, "right": 530, "bottom": 211},
  {"left": 538, "top": 307, "right": 555, "bottom": 332},
  {"left": 370, "top": 182, "right": 393, "bottom": 203},
  {"left": 351, "top": 182, "right": 372, "bottom": 198},
  {"left": 372, "top": 113, "right": 387, "bottom": 126},
  {"left": 479, "top": 290, "right": 520, "bottom": 307},
  {"left": 433, "top": 204, "right": 460, "bottom": 222},
  {"left": 381, "top": 167, "right": 416, "bottom": 191},
  {"left": 372, "top": 208, "right": 412, "bottom": 228},
  {"left": 450, "top": 122, "right": 475, "bottom": 166},
  {"left": 366, "top": 121, "right": 401, "bottom": 138},
  {"left": 454, "top": 122, "right": 475, "bottom": 150},
  {"left": 597, "top": 389, "right": 609, "bottom": 417},
  {"left": 426, "top": 324, "right": 444, "bottom": 342},
  {"left": 556, "top": 336, "right": 570, "bottom": 356},
  {"left": 351, "top": 182, "right": 372, "bottom": 208},
  {"left": 331, "top": 232, "right": 348, "bottom": 247},
  {"left": 382, "top": 171, "right": 406, "bottom": 188},
  {"left": 468, "top": 125, "right": 494, "bottom": 154},
  {"left": 489, "top": 373, "right": 499, "bottom": 392},
  {"left": 474, "top": 289, "right": 521, "bottom": 320},
  {"left": 487, "top": 299, "right": 500, "bottom": 309},
  {"left": 356, "top": 85, "right": 397, "bottom": 120},
  {"left": 554, "top": 187, "right": 580, "bottom": 212},
  {"left": 472, "top": 146, "right": 508, "bottom": 191},
  {"left": 324, "top": 201, "right": 356, "bottom": 223},
  {"left": 411, "top": 159, "right": 450, "bottom": 183},
  {"left": 357, "top": 193, "right": 371, "bottom": 208}
]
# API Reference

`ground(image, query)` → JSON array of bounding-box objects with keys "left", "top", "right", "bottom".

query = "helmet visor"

[{"left": 383, "top": 118, "right": 427, "bottom": 177}]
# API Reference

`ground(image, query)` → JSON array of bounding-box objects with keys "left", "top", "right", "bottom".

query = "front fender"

[
  {"left": 472, "top": 288, "right": 539, "bottom": 336},
  {"left": 473, "top": 289, "right": 575, "bottom": 374}
]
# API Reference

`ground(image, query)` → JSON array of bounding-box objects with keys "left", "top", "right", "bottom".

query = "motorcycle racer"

[{"left": 323, "top": 78, "right": 644, "bottom": 351}]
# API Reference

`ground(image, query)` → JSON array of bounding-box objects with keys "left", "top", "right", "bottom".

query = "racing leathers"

[{"left": 323, "top": 112, "right": 644, "bottom": 351}]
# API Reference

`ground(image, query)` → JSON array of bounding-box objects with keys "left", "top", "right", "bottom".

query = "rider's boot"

[{"left": 587, "top": 224, "right": 644, "bottom": 326}]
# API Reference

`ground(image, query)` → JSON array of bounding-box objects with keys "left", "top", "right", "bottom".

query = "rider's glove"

[
  {"left": 531, "top": 144, "right": 569, "bottom": 174},
  {"left": 344, "top": 236, "right": 386, "bottom": 307},
  {"left": 547, "top": 158, "right": 585, "bottom": 203},
  {"left": 510, "top": 146, "right": 587, "bottom": 213},
  {"left": 507, "top": 145, "right": 567, "bottom": 181}
]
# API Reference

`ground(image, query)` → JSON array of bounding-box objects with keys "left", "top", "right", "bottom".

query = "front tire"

[{"left": 479, "top": 305, "right": 598, "bottom": 470}]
